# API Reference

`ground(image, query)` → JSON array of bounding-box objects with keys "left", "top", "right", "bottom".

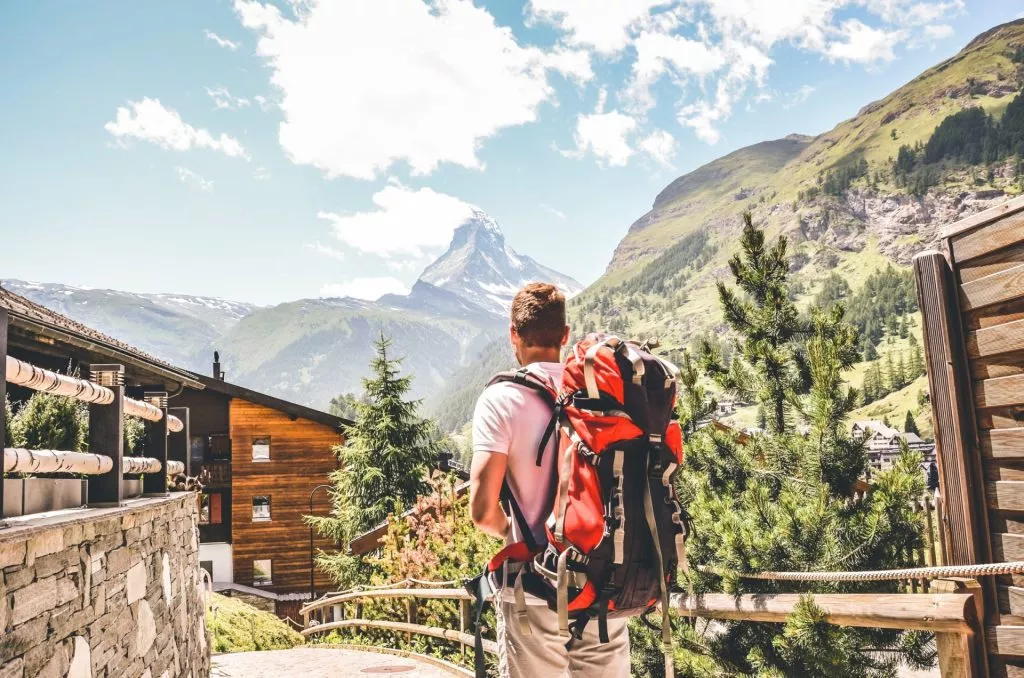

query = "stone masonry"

[{"left": 0, "top": 494, "right": 210, "bottom": 678}]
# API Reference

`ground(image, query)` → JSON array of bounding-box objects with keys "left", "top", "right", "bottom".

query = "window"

[
  {"left": 199, "top": 492, "right": 223, "bottom": 526},
  {"left": 252, "top": 436, "right": 271, "bottom": 462},
  {"left": 252, "top": 496, "right": 271, "bottom": 521},
  {"left": 253, "top": 559, "right": 272, "bottom": 586},
  {"left": 210, "top": 434, "right": 232, "bottom": 460}
]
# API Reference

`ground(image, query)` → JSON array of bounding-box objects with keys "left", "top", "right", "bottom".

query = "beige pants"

[{"left": 496, "top": 599, "right": 631, "bottom": 678}]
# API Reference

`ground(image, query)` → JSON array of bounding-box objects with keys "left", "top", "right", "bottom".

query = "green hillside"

[{"left": 437, "top": 19, "right": 1024, "bottom": 431}]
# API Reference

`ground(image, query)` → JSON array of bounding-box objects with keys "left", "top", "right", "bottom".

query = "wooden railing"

[
  {"left": 1, "top": 310, "right": 193, "bottom": 520},
  {"left": 299, "top": 582, "right": 985, "bottom": 676}
]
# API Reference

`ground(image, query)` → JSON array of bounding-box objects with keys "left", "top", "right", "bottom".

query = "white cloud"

[
  {"left": 569, "top": 89, "right": 638, "bottom": 166},
  {"left": 639, "top": 128, "right": 676, "bottom": 167},
  {"left": 626, "top": 31, "right": 726, "bottom": 113},
  {"left": 175, "top": 166, "right": 214, "bottom": 192},
  {"left": 527, "top": 0, "right": 673, "bottom": 55},
  {"left": 234, "top": 0, "right": 582, "bottom": 180},
  {"left": 783, "top": 84, "right": 816, "bottom": 109},
  {"left": 204, "top": 30, "right": 240, "bottom": 51},
  {"left": 540, "top": 203, "right": 568, "bottom": 220},
  {"left": 105, "top": 98, "right": 250, "bottom": 159},
  {"left": 305, "top": 241, "right": 345, "bottom": 261},
  {"left": 320, "top": 277, "right": 409, "bottom": 301},
  {"left": 206, "top": 86, "right": 251, "bottom": 110},
  {"left": 253, "top": 95, "right": 275, "bottom": 111},
  {"left": 923, "top": 23, "right": 954, "bottom": 40},
  {"left": 317, "top": 184, "right": 476, "bottom": 258},
  {"left": 827, "top": 19, "right": 906, "bottom": 64},
  {"left": 253, "top": 166, "right": 271, "bottom": 180}
]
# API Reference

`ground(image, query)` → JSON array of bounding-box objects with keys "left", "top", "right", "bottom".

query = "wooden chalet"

[
  {"left": 1, "top": 284, "right": 352, "bottom": 619},
  {"left": 175, "top": 355, "right": 350, "bottom": 618}
]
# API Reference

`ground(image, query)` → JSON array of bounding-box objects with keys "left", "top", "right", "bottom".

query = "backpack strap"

[{"left": 487, "top": 368, "right": 562, "bottom": 467}]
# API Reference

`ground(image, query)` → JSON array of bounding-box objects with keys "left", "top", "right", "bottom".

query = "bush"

[
  {"left": 206, "top": 593, "right": 303, "bottom": 653},
  {"left": 9, "top": 391, "right": 88, "bottom": 452}
]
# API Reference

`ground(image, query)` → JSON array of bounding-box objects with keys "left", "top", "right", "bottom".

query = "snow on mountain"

[
  {"left": 1, "top": 279, "right": 256, "bottom": 370},
  {"left": 418, "top": 210, "right": 582, "bottom": 317}
]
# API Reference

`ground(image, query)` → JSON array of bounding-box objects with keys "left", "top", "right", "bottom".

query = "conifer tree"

[
  {"left": 682, "top": 213, "right": 930, "bottom": 676},
  {"left": 884, "top": 352, "right": 897, "bottom": 392},
  {"left": 905, "top": 410, "right": 920, "bottom": 436},
  {"left": 311, "top": 333, "right": 441, "bottom": 586},
  {"left": 862, "top": 338, "right": 879, "bottom": 362},
  {"left": 896, "top": 352, "right": 908, "bottom": 390}
]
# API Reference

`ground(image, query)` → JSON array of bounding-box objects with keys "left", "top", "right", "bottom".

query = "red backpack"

[{"left": 468, "top": 333, "right": 689, "bottom": 676}]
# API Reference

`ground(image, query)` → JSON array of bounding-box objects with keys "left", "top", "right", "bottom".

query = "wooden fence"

[{"left": 0, "top": 308, "right": 191, "bottom": 521}]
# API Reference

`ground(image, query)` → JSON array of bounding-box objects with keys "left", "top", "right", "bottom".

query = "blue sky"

[{"left": 1, "top": 0, "right": 1021, "bottom": 306}]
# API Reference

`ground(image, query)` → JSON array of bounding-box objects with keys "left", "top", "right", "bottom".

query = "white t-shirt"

[{"left": 472, "top": 362, "right": 563, "bottom": 549}]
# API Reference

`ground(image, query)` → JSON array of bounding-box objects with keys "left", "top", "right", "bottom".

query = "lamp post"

[{"left": 308, "top": 483, "right": 333, "bottom": 603}]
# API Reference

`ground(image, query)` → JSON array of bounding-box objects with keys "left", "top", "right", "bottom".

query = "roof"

[
  {"left": 853, "top": 420, "right": 900, "bottom": 439},
  {"left": 0, "top": 284, "right": 203, "bottom": 390},
  {"left": 187, "top": 371, "right": 353, "bottom": 430}
]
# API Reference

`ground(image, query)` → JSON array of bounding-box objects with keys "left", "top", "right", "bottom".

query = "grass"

[{"left": 206, "top": 593, "right": 304, "bottom": 654}]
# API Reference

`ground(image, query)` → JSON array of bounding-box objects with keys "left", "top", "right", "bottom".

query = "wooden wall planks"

[
  {"left": 961, "top": 264, "right": 1024, "bottom": 313},
  {"left": 968, "top": 319, "right": 1024, "bottom": 359},
  {"left": 960, "top": 240, "right": 1024, "bottom": 284},
  {"left": 229, "top": 398, "right": 342, "bottom": 595},
  {"left": 950, "top": 208, "right": 1024, "bottom": 262},
  {"left": 976, "top": 375, "right": 1024, "bottom": 410}
]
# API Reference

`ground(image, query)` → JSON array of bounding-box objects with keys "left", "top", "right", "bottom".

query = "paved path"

[{"left": 212, "top": 647, "right": 459, "bottom": 677}]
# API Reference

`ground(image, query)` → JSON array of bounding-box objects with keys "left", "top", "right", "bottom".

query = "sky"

[{"left": 1, "top": 0, "right": 1021, "bottom": 306}]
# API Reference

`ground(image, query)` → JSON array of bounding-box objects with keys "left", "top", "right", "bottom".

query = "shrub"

[
  {"left": 9, "top": 391, "right": 88, "bottom": 452},
  {"left": 206, "top": 593, "right": 303, "bottom": 653}
]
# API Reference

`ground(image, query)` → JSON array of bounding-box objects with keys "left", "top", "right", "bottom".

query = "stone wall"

[{"left": 0, "top": 493, "right": 210, "bottom": 678}]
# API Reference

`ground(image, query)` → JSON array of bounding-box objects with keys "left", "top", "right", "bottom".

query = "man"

[{"left": 469, "top": 282, "right": 630, "bottom": 678}]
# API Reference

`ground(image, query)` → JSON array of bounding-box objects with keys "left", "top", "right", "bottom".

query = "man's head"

[{"left": 509, "top": 282, "right": 569, "bottom": 365}]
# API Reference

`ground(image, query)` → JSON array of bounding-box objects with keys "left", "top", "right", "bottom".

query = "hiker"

[{"left": 469, "top": 282, "right": 631, "bottom": 677}]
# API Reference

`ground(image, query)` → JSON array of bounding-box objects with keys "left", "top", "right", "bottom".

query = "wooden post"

[
  {"left": 142, "top": 392, "right": 168, "bottom": 496},
  {"left": 459, "top": 598, "right": 470, "bottom": 661},
  {"left": 0, "top": 308, "right": 7, "bottom": 525},
  {"left": 914, "top": 252, "right": 993, "bottom": 606},
  {"left": 934, "top": 578, "right": 987, "bottom": 678},
  {"left": 167, "top": 406, "right": 190, "bottom": 477},
  {"left": 405, "top": 599, "right": 415, "bottom": 642},
  {"left": 88, "top": 365, "right": 124, "bottom": 507}
]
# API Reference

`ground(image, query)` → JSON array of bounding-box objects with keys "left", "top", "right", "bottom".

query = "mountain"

[
  {"left": 213, "top": 211, "right": 580, "bottom": 407},
  {"left": 418, "top": 210, "right": 583, "bottom": 315},
  {"left": 2, "top": 279, "right": 256, "bottom": 369},
  {"left": 435, "top": 19, "right": 1024, "bottom": 431},
  {"left": 7, "top": 210, "right": 579, "bottom": 411}
]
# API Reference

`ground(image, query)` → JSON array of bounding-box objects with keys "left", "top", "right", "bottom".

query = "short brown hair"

[{"left": 511, "top": 283, "right": 566, "bottom": 347}]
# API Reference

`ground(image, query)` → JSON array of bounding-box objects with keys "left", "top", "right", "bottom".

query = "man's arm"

[{"left": 470, "top": 451, "right": 510, "bottom": 540}]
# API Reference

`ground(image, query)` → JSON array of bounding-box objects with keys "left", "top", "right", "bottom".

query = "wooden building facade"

[
  {"left": 915, "top": 194, "right": 1024, "bottom": 676},
  {"left": 174, "top": 358, "right": 348, "bottom": 613}
]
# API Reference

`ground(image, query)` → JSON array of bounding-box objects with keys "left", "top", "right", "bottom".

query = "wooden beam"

[
  {"left": 914, "top": 251, "right": 992, "bottom": 569},
  {"left": 988, "top": 481, "right": 1024, "bottom": 512},
  {"left": 976, "top": 375, "right": 1024, "bottom": 410},
  {"left": 673, "top": 592, "right": 974, "bottom": 633},
  {"left": 982, "top": 429, "right": 1024, "bottom": 460},
  {"left": 989, "top": 625, "right": 1024, "bottom": 656},
  {"left": 5, "top": 355, "right": 114, "bottom": 404},
  {"left": 962, "top": 264, "right": 1024, "bottom": 313},
  {"left": 945, "top": 198, "right": 1024, "bottom": 255},
  {"left": 301, "top": 618, "right": 498, "bottom": 655},
  {"left": 142, "top": 392, "right": 168, "bottom": 496},
  {"left": 4, "top": 448, "right": 113, "bottom": 474},
  {"left": 960, "top": 241, "right": 1024, "bottom": 284},
  {"left": 87, "top": 364, "right": 124, "bottom": 507},
  {"left": 993, "top": 533, "right": 1024, "bottom": 561},
  {"left": 167, "top": 407, "right": 190, "bottom": 476},
  {"left": 999, "top": 587, "right": 1024, "bottom": 618},
  {"left": 969, "top": 320, "right": 1024, "bottom": 359}
]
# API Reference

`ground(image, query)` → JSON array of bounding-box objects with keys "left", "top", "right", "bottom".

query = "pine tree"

[
  {"left": 898, "top": 315, "right": 909, "bottom": 339},
  {"left": 896, "top": 352, "right": 908, "bottom": 390},
  {"left": 702, "top": 212, "right": 809, "bottom": 434},
  {"left": 862, "top": 338, "right": 879, "bottom": 362},
  {"left": 910, "top": 338, "right": 925, "bottom": 379},
  {"left": 884, "top": 352, "right": 897, "bottom": 392},
  {"left": 682, "top": 214, "right": 930, "bottom": 676},
  {"left": 311, "top": 333, "right": 441, "bottom": 586},
  {"left": 904, "top": 410, "right": 920, "bottom": 436}
]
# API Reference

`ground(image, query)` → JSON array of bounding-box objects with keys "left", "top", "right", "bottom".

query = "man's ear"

[{"left": 561, "top": 325, "right": 570, "bottom": 346}]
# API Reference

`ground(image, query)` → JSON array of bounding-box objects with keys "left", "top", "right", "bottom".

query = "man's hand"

[{"left": 470, "top": 451, "right": 511, "bottom": 540}]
